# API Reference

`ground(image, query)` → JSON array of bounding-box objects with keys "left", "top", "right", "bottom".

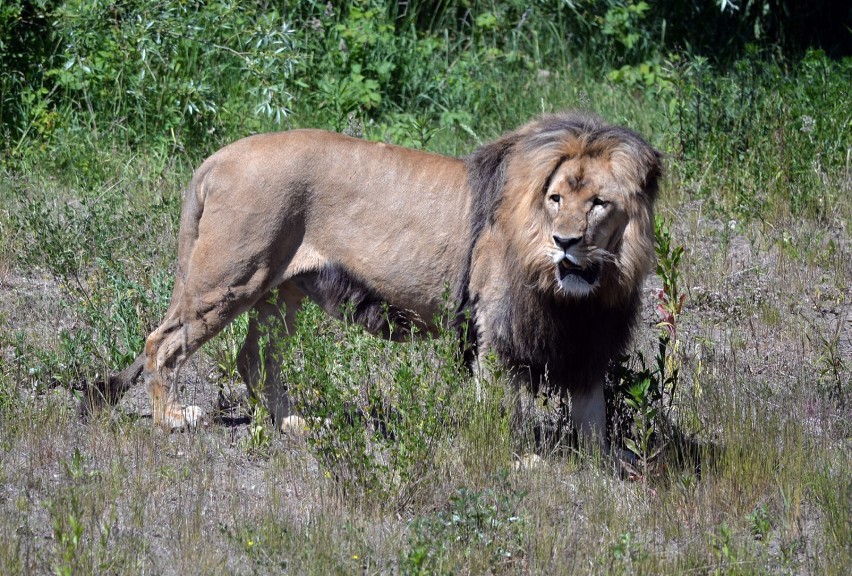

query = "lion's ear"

[
  {"left": 642, "top": 149, "right": 664, "bottom": 201},
  {"left": 616, "top": 140, "right": 664, "bottom": 202},
  {"left": 466, "top": 134, "right": 521, "bottom": 225}
]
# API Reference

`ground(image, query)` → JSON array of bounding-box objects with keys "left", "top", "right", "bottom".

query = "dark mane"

[
  {"left": 453, "top": 129, "right": 520, "bottom": 363},
  {"left": 486, "top": 283, "right": 641, "bottom": 394},
  {"left": 454, "top": 111, "right": 661, "bottom": 374}
]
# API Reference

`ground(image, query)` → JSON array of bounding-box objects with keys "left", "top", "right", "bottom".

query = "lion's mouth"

[{"left": 557, "top": 259, "right": 601, "bottom": 286}]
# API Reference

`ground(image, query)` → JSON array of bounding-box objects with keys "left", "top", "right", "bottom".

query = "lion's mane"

[{"left": 459, "top": 112, "right": 662, "bottom": 394}]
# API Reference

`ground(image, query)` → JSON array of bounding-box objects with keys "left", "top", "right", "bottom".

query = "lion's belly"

[
  {"left": 288, "top": 258, "right": 449, "bottom": 339},
  {"left": 291, "top": 233, "right": 458, "bottom": 324},
  {"left": 296, "top": 176, "right": 469, "bottom": 330}
]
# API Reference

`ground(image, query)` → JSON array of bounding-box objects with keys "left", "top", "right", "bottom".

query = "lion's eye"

[
  {"left": 549, "top": 194, "right": 561, "bottom": 204},
  {"left": 592, "top": 197, "right": 610, "bottom": 208}
]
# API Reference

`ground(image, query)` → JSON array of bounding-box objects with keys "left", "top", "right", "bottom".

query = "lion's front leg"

[
  {"left": 144, "top": 351, "right": 205, "bottom": 432},
  {"left": 568, "top": 384, "right": 608, "bottom": 455}
]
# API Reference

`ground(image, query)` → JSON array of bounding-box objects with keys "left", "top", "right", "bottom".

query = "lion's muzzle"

[
  {"left": 552, "top": 234, "right": 601, "bottom": 295},
  {"left": 557, "top": 258, "right": 601, "bottom": 286}
]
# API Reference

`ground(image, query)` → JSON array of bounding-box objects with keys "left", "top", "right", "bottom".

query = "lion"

[{"left": 90, "top": 112, "right": 661, "bottom": 454}]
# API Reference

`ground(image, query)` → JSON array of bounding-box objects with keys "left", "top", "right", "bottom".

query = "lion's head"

[{"left": 466, "top": 112, "right": 661, "bottom": 308}]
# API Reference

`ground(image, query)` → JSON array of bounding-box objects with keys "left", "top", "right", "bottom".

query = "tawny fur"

[{"left": 89, "top": 112, "right": 661, "bottom": 452}]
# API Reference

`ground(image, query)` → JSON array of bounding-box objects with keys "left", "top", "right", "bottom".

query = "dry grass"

[{"left": 1, "top": 179, "right": 848, "bottom": 574}]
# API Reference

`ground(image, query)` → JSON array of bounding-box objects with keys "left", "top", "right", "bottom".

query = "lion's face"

[
  {"left": 542, "top": 156, "right": 630, "bottom": 297},
  {"left": 469, "top": 113, "right": 660, "bottom": 307}
]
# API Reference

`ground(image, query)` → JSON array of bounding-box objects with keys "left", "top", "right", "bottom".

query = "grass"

[{"left": 1, "top": 2, "right": 850, "bottom": 574}]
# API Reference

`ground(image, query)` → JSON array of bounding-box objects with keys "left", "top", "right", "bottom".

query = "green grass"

[{"left": 0, "top": 1, "right": 849, "bottom": 574}]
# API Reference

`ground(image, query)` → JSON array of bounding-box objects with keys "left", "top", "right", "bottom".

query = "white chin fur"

[{"left": 557, "top": 274, "right": 596, "bottom": 297}]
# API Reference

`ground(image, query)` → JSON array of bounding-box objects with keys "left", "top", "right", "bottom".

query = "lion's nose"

[{"left": 553, "top": 234, "right": 581, "bottom": 251}]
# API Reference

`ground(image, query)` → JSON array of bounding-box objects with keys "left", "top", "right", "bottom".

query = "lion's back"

[{"left": 186, "top": 128, "right": 474, "bottom": 327}]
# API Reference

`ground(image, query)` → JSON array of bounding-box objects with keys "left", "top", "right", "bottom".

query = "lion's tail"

[{"left": 168, "top": 159, "right": 214, "bottom": 309}]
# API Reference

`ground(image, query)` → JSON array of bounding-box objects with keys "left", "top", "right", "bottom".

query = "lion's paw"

[
  {"left": 279, "top": 415, "right": 308, "bottom": 436},
  {"left": 160, "top": 404, "right": 206, "bottom": 432},
  {"left": 512, "top": 453, "right": 544, "bottom": 471}
]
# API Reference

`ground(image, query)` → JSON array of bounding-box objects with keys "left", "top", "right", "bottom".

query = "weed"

[
  {"left": 655, "top": 216, "right": 686, "bottom": 345},
  {"left": 281, "top": 299, "right": 467, "bottom": 510},
  {"left": 607, "top": 531, "right": 647, "bottom": 572},
  {"left": 49, "top": 499, "right": 84, "bottom": 576},
  {"left": 808, "top": 312, "right": 849, "bottom": 411},
  {"left": 611, "top": 216, "right": 686, "bottom": 477},
  {"left": 403, "top": 480, "right": 527, "bottom": 574},
  {"left": 748, "top": 504, "right": 772, "bottom": 541},
  {"left": 45, "top": 448, "right": 114, "bottom": 576},
  {"left": 709, "top": 522, "right": 737, "bottom": 574}
]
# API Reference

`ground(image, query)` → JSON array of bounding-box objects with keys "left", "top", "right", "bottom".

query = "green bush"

[
  {"left": 283, "top": 301, "right": 468, "bottom": 510},
  {"left": 3, "top": 0, "right": 297, "bottom": 160}
]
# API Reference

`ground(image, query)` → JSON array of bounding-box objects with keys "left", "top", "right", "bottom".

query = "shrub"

[{"left": 282, "top": 300, "right": 467, "bottom": 510}]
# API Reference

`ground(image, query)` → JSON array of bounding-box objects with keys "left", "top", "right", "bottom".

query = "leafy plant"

[
  {"left": 403, "top": 481, "right": 527, "bottom": 573},
  {"left": 621, "top": 377, "right": 661, "bottom": 475},
  {"left": 208, "top": 312, "right": 250, "bottom": 388},
  {"left": 611, "top": 216, "right": 686, "bottom": 476},
  {"left": 283, "top": 300, "right": 465, "bottom": 509},
  {"left": 243, "top": 400, "right": 273, "bottom": 457}
]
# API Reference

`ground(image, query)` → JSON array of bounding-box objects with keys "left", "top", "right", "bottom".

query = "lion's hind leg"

[
  {"left": 236, "top": 282, "right": 306, "bottom": 433},
  {"left": 144, "top": 261, "right": 276, "bottom": 432}
]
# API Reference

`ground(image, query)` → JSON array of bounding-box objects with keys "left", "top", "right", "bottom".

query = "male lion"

[{"left": 93, "top": 112, "right": 661, "bottom": 454}]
